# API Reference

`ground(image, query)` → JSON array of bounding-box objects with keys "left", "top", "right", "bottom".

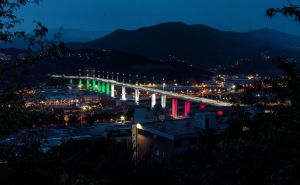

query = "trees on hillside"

[{"left": 0, "top": 0, "right": 67, "bottom": 136}]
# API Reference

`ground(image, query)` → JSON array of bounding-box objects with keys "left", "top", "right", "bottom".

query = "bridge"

[{"left": 52, "top": 75, "right": 234, "bottom": 118}]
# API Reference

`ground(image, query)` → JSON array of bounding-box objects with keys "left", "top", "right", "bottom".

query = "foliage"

[
  {"left": 267, "top": 1, "right": 300, "bottom": 21},
  {"left": 0, "top": 0, "right": 67, "bottom": 136}
]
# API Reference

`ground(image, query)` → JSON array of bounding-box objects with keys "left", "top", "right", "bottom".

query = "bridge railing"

[{"left": 51, "top": 75, "right": 234, "bottom": 106}]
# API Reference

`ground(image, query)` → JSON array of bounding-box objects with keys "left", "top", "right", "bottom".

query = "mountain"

[
  {"left": 0, "top": 29, "right": 111, "bottom": 49},
  {"left": 247, "top": 28, "right": 300, "bottom": 50},
  {"left": 48, "top": 29, "right": 111, "bottom": 43},
  {"left": 0, "top": 48, "right": 211, "bottom": 84},
  {"left": 68, "top": 22, "right": 300, "bottom": 69}
]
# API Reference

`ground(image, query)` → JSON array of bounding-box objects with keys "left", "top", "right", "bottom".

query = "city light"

[
  {"left": 136, "top": 123, "right": 143, "bottom": 130},
  {"left": 120, "top": 116, "right": 126, "bottom": 121}
]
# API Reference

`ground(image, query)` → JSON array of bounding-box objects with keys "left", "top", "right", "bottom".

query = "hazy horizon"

[
  {"left": 15, "top": 0, "right": 300, "bottom": 36},
  {"left": 48, "top": 21, "right": 300, "bottom": 37}
]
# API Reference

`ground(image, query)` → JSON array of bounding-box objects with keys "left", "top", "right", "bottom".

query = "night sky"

[{"left": 16, "top": 0, "right": 300, "bottom": 35}]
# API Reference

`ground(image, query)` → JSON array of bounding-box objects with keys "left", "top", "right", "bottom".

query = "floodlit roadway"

[{"left": 51, "top": 75, "right": 234, "bottom": 107}]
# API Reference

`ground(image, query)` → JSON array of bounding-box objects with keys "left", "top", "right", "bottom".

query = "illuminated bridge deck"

[{"left": 51, "top": 75, "right": 234, "bottom": 107}]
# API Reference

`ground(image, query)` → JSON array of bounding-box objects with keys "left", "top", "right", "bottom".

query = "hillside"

[
  {"left": 68, "top": 22, "right": 300, "bottom": 69},
  {"left": 0, "top": 29, "right": 111, "bottom": 49},
  {"left": 0, "top": 49, "right": 211, "bottom": 85}
]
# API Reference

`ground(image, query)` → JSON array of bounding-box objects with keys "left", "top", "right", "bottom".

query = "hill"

[
  {"left": 0, "top": 49, "right": 211, "bottom": 85},
  {"left": 0, "top": 29, "right": 111, "bottom": 49},
  {"left": 68, "top": 22, "right": 300, "bottom": 69}
]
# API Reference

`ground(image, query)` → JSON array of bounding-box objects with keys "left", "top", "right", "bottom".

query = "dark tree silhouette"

[
  {"left": 267, "top": 1, "right": 300, "bottom": 21},
  {"left": 0, "top": 0, "right": 67, "bottom": 136}
]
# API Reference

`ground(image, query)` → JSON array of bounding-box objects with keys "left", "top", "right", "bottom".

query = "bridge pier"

[
  {"left": 151, "top": 94, "right": 156, "bottom": 108},
  {"left": 135, "top": 89, "right": 139, "bottom": 105},
  {"left": 172, "top": 99, "right": 178, "bottom": 118},
  {"left": 102, "top": 82, "right": 105, "bottom": 93},
  {"left": 92, "top": 80, "right": 96, "bottom": 91},
  {"left": 97, "top": 81, "right": 101, "bottom": 93},
  {"left": 86, "top": 79, "right": 90, "bottom": 90},
  {"left": 184, "top": 101, "right": 191, "bottom": 116},
  {"left": 161, "top": 95, "right": 166, "bottom": 108},
  {"left": 106, "top": 83, "right": 110, "bottom": 95},
  {"left": 121, "top": 86, "right": 126, "bottom": 101},
  {"left": 79, "top": 79, "right": 83, "bottom": 89},
  {"left": 111, "top": 84, "right": 115, "bottom": 98},
  {"left": 69, "top": 79, "right": 73, "bottom": 85}
]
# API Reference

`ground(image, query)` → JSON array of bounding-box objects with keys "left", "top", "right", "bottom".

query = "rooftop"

[{"left": 137, "top": 119, "right": 202, "bottom": 140}]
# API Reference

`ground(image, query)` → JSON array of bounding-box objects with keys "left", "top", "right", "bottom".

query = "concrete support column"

[
  {"left": 161, "top": 95, "right": 166, "bottom": 108},
  {"left": 151, "top": 94, "right": 156, "bottom": 108},
  {"left": 122, "top": 86, "right": 126, "bottom": 101},
  {"left": 111, "top": 84, "right": 115, "bottom": 98},
  {"left": 135, "top": 89, "right": 139, "bottom": 105},
  {"left": 172, "top": 99, "right": 178, "bottom": 118},
  {"left": 86, "top": 79, "right": 90, "bottom": 90},
  {"left": 92, "top": 80, "right": 96, "bottom": 91},
  {"left": 106, "top": 83, "right": 110, "bottom": 95},
  {"left": 79, "top": 79, "right": 83, "bottom": 89},
  {"left": 102, "top": 82, "right": 105, "bottom": 93},
  {"left": 184, "top": 101, "right": 191, "bottom": 116},
  {"left": 97, "top": 81, "right": 101, "bottom": 93}
]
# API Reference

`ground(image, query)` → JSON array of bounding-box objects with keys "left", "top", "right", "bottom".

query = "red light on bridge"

[
  {"left": 172, "top": 99, "right": 178, "bottom": 118},
  {"left": 184, "top": 101, "right": 191, "bottom": 116}
]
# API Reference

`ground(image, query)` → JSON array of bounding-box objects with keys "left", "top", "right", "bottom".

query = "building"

[
  {"left": 190, "top": 106, "right": 232, "bottom": 131},
  {"left": 133, "top": 120, "right": 201, "bottom": 158},
  {"left": 133, "top": 106, "right": 169, "bottom": 124},
  {"left": 105, "top": 124, "right": 132, "bottom": 143},
  {"left": 132, "top": 106, "right": 233, "bottom": 159}
]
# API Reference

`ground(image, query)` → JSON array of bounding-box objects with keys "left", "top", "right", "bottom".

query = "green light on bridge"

[
  {"left": 98, "top": 81, "right": 101, "bottom": 93},
  {"left": 106, "top": 83, "right": 110, "bottom": 95},
  {"left": 86, "top": 79, "right": 90, "bottom": 90},
  {"left": 102, "top": 82, "right": 105, "bottom": 93},
  {"left": 70, "top": 79, "right": 73, "bottom": 85},
  {"left": 93, "top": 80, "right": 96, "bottom": 91},
  {"left": 79, "top": 79, "right": 83, "bottom": 89}
]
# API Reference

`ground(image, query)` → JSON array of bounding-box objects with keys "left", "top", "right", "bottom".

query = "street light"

[
  {"left": 143, "top": 75, "right": 147, "bottom": 85},
  {"left": 120, "top": 115, "right": 126, "bottom": 123},
  {"left": 86, "top": 69, "right": 89, "bottom": 77},
  {"left": 186, "top": 81, "right": 190, "bottom": 95},
  {"left": 152, "top": 76, "right": 155, "bottom": 86}
]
